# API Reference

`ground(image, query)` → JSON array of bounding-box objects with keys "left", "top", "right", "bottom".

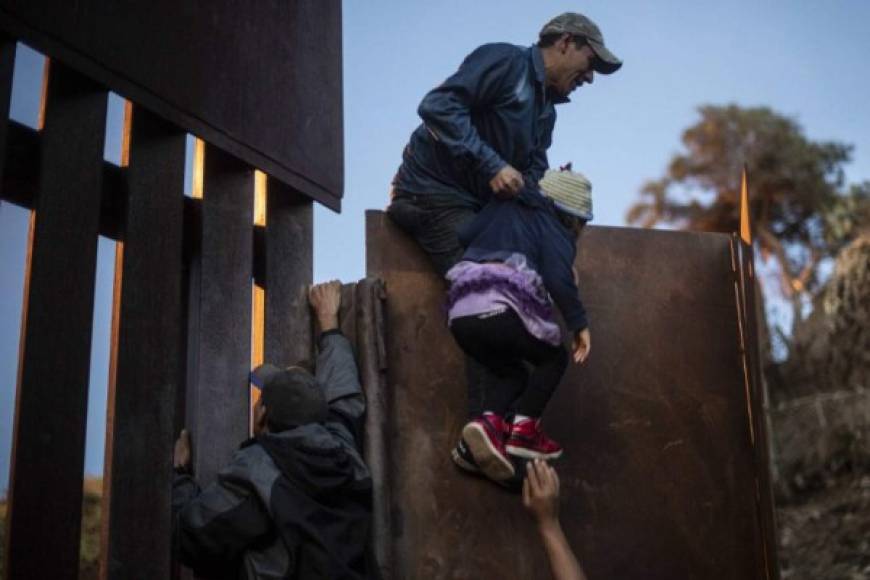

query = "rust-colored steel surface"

[
  {"left": 733, "top": 236, "right": 780, "bottom": 578},
  {"left": 0, "top": 0, "right": 343, "bottom": 208},
  {"left": 365, "top": 210, "right": 777, "bottom": 580}
]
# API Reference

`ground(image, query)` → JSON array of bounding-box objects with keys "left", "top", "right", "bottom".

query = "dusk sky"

[{"left": 2, "top": 0, "right": 870, "bottom": 490}]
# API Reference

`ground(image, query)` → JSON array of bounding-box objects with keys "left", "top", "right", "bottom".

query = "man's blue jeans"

[
  {"left": 386, "top": 190, "right": 478, "bottom": 277},
  {"left": 386, "top": 190, "right": 487, "bottom": 418}
]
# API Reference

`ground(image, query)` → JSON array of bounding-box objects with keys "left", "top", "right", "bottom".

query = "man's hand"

[
  {"left": 174, "top": 428, "right": 192, "bottom": 470},
  {"left": 489, "top": 164, "right": 523, "bottom": 198},
  {"left": 523, "top": 459, "right": 561, "bottom": 528},
  {"left": 309, "top": 280, "right": 342, "bottom": 332},
  {"left": 572, "top": 328, "right": 591, "bottom": 364}
]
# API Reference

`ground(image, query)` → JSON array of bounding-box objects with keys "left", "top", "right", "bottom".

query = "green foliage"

[
  {"left": 627, "top": 104, "right": 866, "bottom": 312},
  {"left": 822, "top": 182, "right": 870, "bottom": 246}
]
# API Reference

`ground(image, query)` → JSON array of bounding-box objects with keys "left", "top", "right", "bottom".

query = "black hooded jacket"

[{"left": 172, "top": 332, "right": 373, "bottom": 579}]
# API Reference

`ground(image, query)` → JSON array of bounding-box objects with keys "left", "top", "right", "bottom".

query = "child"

[{"left": 447, "top": 168, "right": 592, "bottom": 482}]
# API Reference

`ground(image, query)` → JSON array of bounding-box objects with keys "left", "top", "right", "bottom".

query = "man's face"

[{"left": 549, "top": 36, "right": 597, "bottom": 98}]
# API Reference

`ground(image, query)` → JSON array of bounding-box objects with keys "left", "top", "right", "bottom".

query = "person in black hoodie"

[{"left": 172, "top": 280, "right": 373, "bottom": 580}]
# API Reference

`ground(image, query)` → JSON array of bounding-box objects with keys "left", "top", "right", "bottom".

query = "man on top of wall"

[
  {"left": 387, "top": 11, "right": 622, "bottom": 276},
  {"left": 386, "top": 11, "right": 622, "bottom": 466}
]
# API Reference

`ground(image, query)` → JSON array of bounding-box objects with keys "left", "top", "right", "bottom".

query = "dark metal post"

[
  {"left": 100, "top": 105, "right": 187, "bottom": 580},
  {"left": 4, "top": 62, "right": 107, "bottom": 579},
  {"left": 184, "top": 144, "right": 254, "bottom": 486},
  {"left": 737, "top": 169, "right": 780, "bottom": 578},
  {"left": 263, "top": 178, "right": 313, "bottom": 366},
  {"left": 0, "top": 34, "right": 16, "bottom": 197},
  {"left": 735, "top": 237, "right": 780, "bottom": 580}
]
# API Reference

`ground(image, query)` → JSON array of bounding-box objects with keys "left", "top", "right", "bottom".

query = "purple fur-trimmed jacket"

[{"left": 448, "top": 191, "right": 588, "bottom": 335}]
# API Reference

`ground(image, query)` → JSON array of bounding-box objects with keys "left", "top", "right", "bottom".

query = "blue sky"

[{"left": 2, "top": 0, "right": 870, "bottom": 490}]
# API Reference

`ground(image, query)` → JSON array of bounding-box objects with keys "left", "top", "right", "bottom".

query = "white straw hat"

[{"left": 538, "top": 169, "right": 593, "bottom": 221}]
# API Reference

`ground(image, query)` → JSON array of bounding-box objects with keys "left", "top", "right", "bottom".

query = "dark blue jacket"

[
  {"left": 393, "top": 43, "right": 565, "bottom": 208},
  {"left": 172, "top": 333, "right": 373, "bottom": 579},
  {"left": 458, "top": 191, "right": 588, "bottom": 333}
]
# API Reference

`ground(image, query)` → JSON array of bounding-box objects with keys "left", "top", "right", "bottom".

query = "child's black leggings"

[{"left": 450, "top": 309, "right": 568, "bottom": 418}]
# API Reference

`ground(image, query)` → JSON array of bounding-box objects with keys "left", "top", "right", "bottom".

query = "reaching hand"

[
  {"left": 489, "top": 164, "right": 523, "bottom": 198},
  {"left": 174, "top": 428, "right": 192, "bottom": 470},
  {"left": 309, "top": 280, "right": 342, "bottom": 332},
  {"left": 523, "top": 459, "right": 588, "bottom": 580},
  {"left": 523, "top": 459, "right": 561, "bottom": 527},
  {"left": 572, "top": 328, "right": 591, "bottom": 364}
]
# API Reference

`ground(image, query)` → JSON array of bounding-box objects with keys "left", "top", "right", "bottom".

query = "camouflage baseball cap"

[{"left": 540, "top": 12, "right": 622, "bottom": 74}]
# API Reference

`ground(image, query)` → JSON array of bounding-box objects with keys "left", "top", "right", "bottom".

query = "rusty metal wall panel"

[
  {"left": 365, "top": 210, "right": 775, "bottom": 580},
  {"left": 734, "top": 237, "right": 780, "bottom": 579},
  {"left": 352, "top": 278, "right": 393, "bottom": 579},
  {"left": 0, "top": 0, "right": 343, "bottom": 209},
  {"left": 318, "top": 278, "right": 392, "bottom": 578}
]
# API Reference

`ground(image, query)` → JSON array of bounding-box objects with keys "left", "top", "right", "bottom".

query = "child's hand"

[
  {"left": 523, "top": 459, "right": 561, "bottom": 527},
  {"left": 572, "top": 328, "right": 591, "bottom": 364}
]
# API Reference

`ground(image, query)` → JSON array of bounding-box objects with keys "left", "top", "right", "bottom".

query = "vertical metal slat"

[
  {"left": 0, "top": 34, "right": 16, "bottom": 197},
  {"left": 185, "top": 143, "right": 254, "bottom": 486},
  {"left": 5, "top": 61, "right": 108, "bottom": 580},
  {"left": 263, "top": 178, "right": 313, "bottom": 366},
  {"left": 101, "top": 105, "right": 186, "bottom": 579}
]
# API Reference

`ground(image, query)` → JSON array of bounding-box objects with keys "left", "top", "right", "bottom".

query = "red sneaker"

[
  {"left": 506, "top": 418, "right": 563, "bottom": 459},
  {"left": 461, "top": 413, "right": 515, "bottom": 481}
]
